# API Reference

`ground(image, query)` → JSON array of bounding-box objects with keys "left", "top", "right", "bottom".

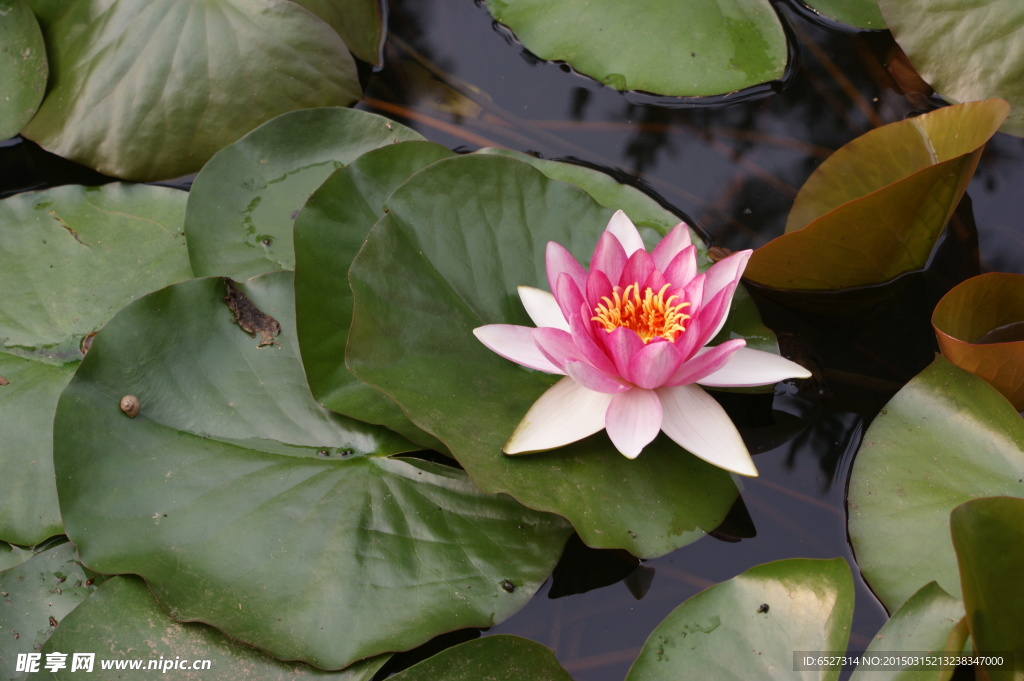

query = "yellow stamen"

[{"left": 591, "top": 283, "right": 690, "bottom": 343}]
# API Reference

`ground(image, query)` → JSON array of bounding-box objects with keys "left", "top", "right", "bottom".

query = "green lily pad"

[
  {"left": 880, "top": 0, "right": 1024, "bottom": 137},
  {"left": 0, "top": 0, "right": 48, "bottom": 139},
  {"left": 625, "top": 558, "right": 853, "bottom": 681},
  {"left": 848, "top": 582, "right": 965, "bottom": 681},
  {"left": 21, "top": 0, "right": 361, "bottom": 181},
  {"left": 346, "top": 154, "right": 741, "bottom": 558},
  {"left": 745, "top": 100, "right": 1009, "bottom": 290},
  {"left": 848, "top": 355, "right": 1024, "bottom": 613},
  {"left": 0, "top": 183, "right": 192, "bottom": 546},
  {"left": 294, "top": 141, "right": 455, "bottom": 450},
  {"left": 388, "top": 636, "right": 573, "bottom": 681},
  {"left": 798, "top": 0, "right": 885, "bottom": 29},
  {"left": 932, "top": 272, "right": 1024, "bottom": 410},
  {"left": 484, "top": 0, "right": 787, "bottom": 97},
  {"left": 0, "top": 541, "right": 35, "bottom": 572},
  {"left": 0, "top": 540, "right": 100, "bottom": 679},
  {"left": 292, "top": 0, "right": 386, "bottom": 66},
  {"left": 53, "top": 272, "right": 571, "bottom": 669},
  {"left": 951, "top": 497, "right": 1024, "bottom": 680},
  {"left": 187, "top": 107, "right": 424, "bottom": 281},
  {"left": 41, "top": 576, "right": 386, "bottom": 680}
]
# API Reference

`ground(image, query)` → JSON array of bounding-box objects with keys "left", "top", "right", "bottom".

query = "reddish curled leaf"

[
  {"left": 932, "top": 272, "right": 1024, "bottom": 410},
  {"left": 744, "top": 99, "right": 1009, "bottom": 290}
]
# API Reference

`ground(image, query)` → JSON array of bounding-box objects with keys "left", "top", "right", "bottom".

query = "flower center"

[{"left": 591, "top": 283, "right": 691, "bottom": 343}]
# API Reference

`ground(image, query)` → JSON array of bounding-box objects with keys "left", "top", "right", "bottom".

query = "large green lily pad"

[
  {"left": 21, "top": 0, "right": 361, "bottom": 180},
  {"left": 798, "top": 0, "right": 885, "bottom": 29},
  {"left": 625, "top": 558, "right": 854, "bottom": 681},
  {"left": 951, "top": 497, "right": 1024, "bottom": 680},
  {"left": 53, "top": 272, "right": 571, "bottom": 669},
  {"left": 187, "top": 107, "right": 424, "bottom": 281},
  {"left": 0, "top": 183, "right": 192, "bottom": 546},
  {"left": 346, "top": 154, "right": 742, "bottom": 558},
  {"left": 0, "top": 540, "right": 100, "bottom": 679},
  {"left": 848, "top": 356, "right": 1024, "bottom": 613},
  {"left": 880, "top": 0, "right": 1024, "bottom": 137},
  {"left": 41, "top": 576, "right": 387, "bottom": 680},
  {"left": 848, "top": 582, "right": 965, "bottom": 681},
  {"left": 388, "top": 636, "right": 574, "bottom": 681},
  {"left": 292, "top": 0, "right": 386, "bottom": 66},
  {"left": 484, "top": 0, "right": 787, "bottom": 97},
  {"left": 745, "top": 100, "right": 1008, "bottom": 290},
  {"left": 294, "top": 140, "right": 454, "bottom": 449},
  {"left": 0, "top": 0, "right": 48, "bottom": 139}
]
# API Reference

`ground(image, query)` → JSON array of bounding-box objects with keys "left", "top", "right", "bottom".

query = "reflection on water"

[{"left": 362, "top": 2, "right": 1024, "bottom": 680}]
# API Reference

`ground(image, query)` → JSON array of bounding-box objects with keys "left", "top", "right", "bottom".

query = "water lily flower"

[{"left": 473, "top": 211, "right": 811, "bottom": 476}]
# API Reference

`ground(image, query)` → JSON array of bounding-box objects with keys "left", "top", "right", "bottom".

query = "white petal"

[
  {"left": 605, "top": 210, "right": 645, "bottom": 256},
  {"left": 697, "top": 347, "right": 812, "bottom": 387},
  {"left": 655, "top": 384, "right": 758, "bottom": 477},
  {"left": 518, "top": 286, "right": 570, "bottom": 331},
  {"left": 473, "top": 325, "right": 563, "bottom": 374},
  {"left": 504, "top": 377, "right": 613, "bottom": 454},
  {"left": 605, "top": 389, "right": 663, "bottom": 459}
]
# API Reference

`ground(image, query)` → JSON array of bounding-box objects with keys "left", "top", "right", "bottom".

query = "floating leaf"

[
  {"left": 932, "top": 272, "right": 1024, "bottom": 410},
  {"left": 880, "top": 0, "right": 1024, "bottom": 137},
  {"left": 951, "top": 497, "right": 1024, "bottom": 680},
  {"left": 484, "top": 0, "right": 787, "bottom": 97},
  {"left": 848, "top": 582, "right": 965, "bottom": 681},
  {"left": 41, "top": 576, "right": 386, "bottom": 680},
  {"left": 745, "top": 100, "right": 1009, "bottom": 290},
  {"left": 294, "top": 141, "right": 454, "bottom": 449},
  {"left": 21, "top": 0, "right": 361, "bottom": 180},
  {"left": 53, "top": 272, "right": 571, "bottom": 669},
  {"left": 0, "top": 540, "right": 99, "bottom": 678},
  {"left": 187, "top": 107, "right": 424, "bottom": 280},
  {"left": 0, "top": 0, "right": 48, "bottom": 139},
  {"left": 798, "top": 0, "right": 885, "bottom": 30},
  {"left": 625, "top": 558, "right": 853, "bottom": 681},
  {"left": 347, "top": 154, "right": 743, "bottom": 558},
  {"left": 848, "top": 355, "right": 1024, "bottom": 613},
  {"left": 388, "top": 636, "right": 573, "bottom": 681},
  {"left": 292, "top": 0, "right": 386, "bottom": 66},
  {"left": 0, "top": 184, "right": 191, "bottom": 546}
]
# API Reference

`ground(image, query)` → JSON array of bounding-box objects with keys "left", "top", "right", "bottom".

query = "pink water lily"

[{"left": 473, "top": 211, "right": 810, "bottom": 476}]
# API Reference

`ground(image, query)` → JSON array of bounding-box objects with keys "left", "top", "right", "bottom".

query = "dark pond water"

[{"left": 3, "top": 1, "right": 1023, "bottom": 679}]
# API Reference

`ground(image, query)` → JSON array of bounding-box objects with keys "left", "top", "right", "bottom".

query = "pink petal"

[
  {"left": 586, "top": 268, "right": 615, "bottom": 310},
  {"left": 600, "top": 325, "right": 645, "bottom": 378},
  {"left": 605, "top": 388, "right": 663, "bottom": 459},
  {"left": 642, "top": 268, "right": 668, "bottom": 294},
  {"left": 565, "top": 360, "right": 632, "bottom": 394},
  {"left": 517, "top": 286, "right": 569, "bottom": 331},
  {"left": 546, "top": 242, "right": 587, "bottom": 296},
  {"left": 590, "top": 231, "right": 627, "bottom": 284},
  {"left": 605, "top": 210, "right": 646, "bottom": 255},
  {"left": 665, "top": 339, "right": 746, "bottom": 386},
  {"left": 698, "top": 347, "right": 812, "bottom": 387},
  {"left": 656, "top": 384, "right": 758, "bottom": 477},
  {"left": 617, "top": 249, "right": 656, "bottom": 289},
  {"left": 554, "top": 272, "right": 587, "bottom": 327},
  {"left": 663, "top": 245, "right": 699, "bottom": 289},
  {"left": 627, "top": 339, "right": 684, "bottom": 389},
  {"left": 702, "top": 249, "right": 751, "bottom": 302},
  {"left": 473, "top": 325, "right": 564, "bottom": 374},
  {"left": 568, "top": 300, "right": 620, "bottom": 376},
  {"left": 532, "top": 327, "right": 581, "bottom": 370},
  {"left": 504, "top": 377, "right": 612, "bottom": 454},
  {"left": 688, "top": 286, "right": 735, "bottom": 351},
  {"left": 652, "top": 223, "right": 693, "bottom": 271}
]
